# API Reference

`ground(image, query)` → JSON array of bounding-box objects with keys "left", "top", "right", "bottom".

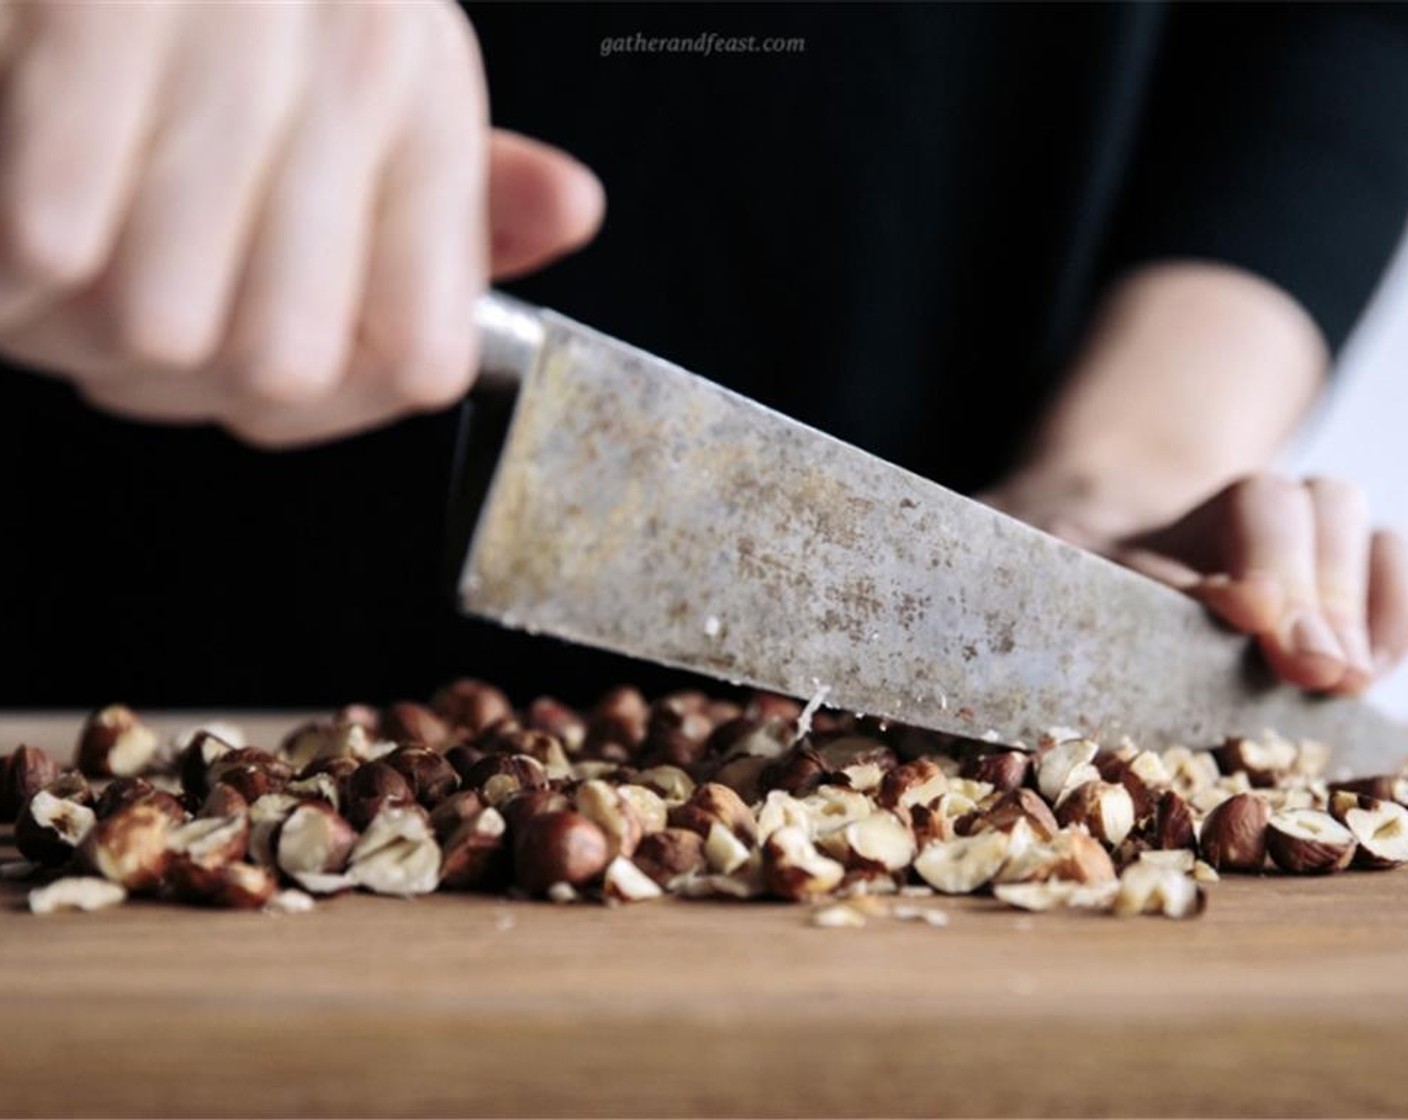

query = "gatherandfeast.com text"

[{"left": 600, "top": 32, "right": 806, "bottom": 59}]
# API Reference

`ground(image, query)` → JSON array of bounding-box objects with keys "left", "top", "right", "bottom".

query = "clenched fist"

[{"left": 0, "top": 1, "right": 603, "bottom": 446}]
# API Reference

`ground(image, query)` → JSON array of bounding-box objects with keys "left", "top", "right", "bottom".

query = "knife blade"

[{"left": 451, "top": 292, "right": 1407, "bottom": 775}]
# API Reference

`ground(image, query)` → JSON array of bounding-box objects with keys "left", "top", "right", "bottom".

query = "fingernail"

[{"left": 1289, "top": 613, "right": 1344, "bottom": 661}]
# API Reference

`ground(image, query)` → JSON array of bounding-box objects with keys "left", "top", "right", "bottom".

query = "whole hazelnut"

[
  {"left": 1199, "top": 792, "right": 1270, "bottom": 872},
  {"left": 386, "top": 745, "right": 460, "bottom": 808},
  {"left": 1, "top": 746, "right": 62, "bottom": 822},
  {"left": 526, "top": 697, "right": 588, "bottom": 754},
  {"left": 513, "top": 810, "right": 610, "bottom": 894},
  {"left": 961, "top": 750, "right": 1031, "bottom": 793},
  {"left": 439, "top": 808, "right": 510, "bottom": 891},
  {"left": 76, "top": 704, "right": 160, "bottom": 778},
  {"left": 498, "top": 788, "right": 572, "bottom": 834},
  {"left": 344, "top": 761, "right": 415, "bottom": 830},
  {"left": 381, "top": 702, "right": 452, "bottom": 750},
  {"left": 432, "top": 678, "right": 514, "bottom": 733},
  {"left": 1152, "top": 790, "right": 1196, "bottom": 851}
]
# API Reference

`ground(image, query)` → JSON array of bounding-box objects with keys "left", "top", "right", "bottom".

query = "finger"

[
  {"left": 0, "top": 3, "right": 173, "bottom": 327},
  {"left": 1307, "top": 477, "right": 1373, "bottom": 694},
  {"left": 221, "top": 5, "right": 416, "bottom": 405},
  {"left": 101, "top": 3, "right": 305, "bottom": 375},
  {"left": 1218, "top": 475, "right": 1346, "bottom": 689},
  {"left": 1368, "top": 529, "right": 1408, "bottom": 678},
  {"left": 352, "top": 3, "right": 486, "bottom": 414},
  {"left": 487, "top": 130, "right": 605, "bottom": 281}
]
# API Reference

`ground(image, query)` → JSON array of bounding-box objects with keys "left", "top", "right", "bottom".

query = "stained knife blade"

[{"left": 451, "top": 292, "right": 1407, "bottom": 775}]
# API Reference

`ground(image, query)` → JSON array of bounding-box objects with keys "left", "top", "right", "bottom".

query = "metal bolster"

[{"left": 473, "top": 290, "right": 545, "bottom": 390}]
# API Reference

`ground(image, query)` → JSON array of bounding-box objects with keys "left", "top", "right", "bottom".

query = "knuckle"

[
  {"left": 1306, "top": 475, "right": 1369, "bottom": 519},
  {"left": 115, "top": 304, "right": 222, "bottom": 374},
  {"left": 1229, "top": 472, "right": 1308, "bottom": 518},
  {"left": 0, "top": 202, "right": 107, "bottom": 290},
  {"left": 387, "top": 327, "right": 475, "bottom": 410}
]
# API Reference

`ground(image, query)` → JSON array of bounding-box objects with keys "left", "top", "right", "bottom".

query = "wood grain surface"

[{"left": 2, "top": 714, "right": 1407, "bottom": 1118}]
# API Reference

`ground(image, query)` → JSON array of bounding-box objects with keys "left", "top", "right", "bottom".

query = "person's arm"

[{"left": 982, "top": 261, "right": 1408, "bottom": 696}]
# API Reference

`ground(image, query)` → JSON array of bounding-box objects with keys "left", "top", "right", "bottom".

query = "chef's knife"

[{"left": 450, "top": 292, "right": 1407, "bottom": 775}]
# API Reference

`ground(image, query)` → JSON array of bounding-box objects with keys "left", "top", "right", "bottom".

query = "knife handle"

[{"left": 474, "top": 290, "right": 544, "bottom": 389}]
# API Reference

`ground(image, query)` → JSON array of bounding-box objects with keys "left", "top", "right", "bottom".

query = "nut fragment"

[
  {"left": 439, "top": 808, "right": 510, "bottom": 891},
  {"left": 344, "top": 761, "right": 416, "bottom": 829},
  {"left": 960, "top": 750, "right": 1030, "bottom": 794},
  {"left": 1266, "top": 809, "right": 1355, "bottom": 874},
  {"left": 167, "top": 814, "right": 250, "bottom": 870},
  {"left": 762, "top": 826, "right": 845, "bottom": 901},
  {"left": 170, "top": 861, "right": 278, "bottom": 909},
  {"left": 16, "top": 788, "right": 98, "bottom": 866},
  {"left": 975, "top": 788, "right": 1059, "bottom": 842},
  {"left": 632, "top": 828, "right": 707, "bottom": 887},
  {"left": 29, "top": 877, "right": 127, "bottom": 914},
  {"left": 994, "top": 880, "right": 1117, "bottom": 913},
  {"left": 1037, "top": 739, "right": 1100, "bottom": 805},
  {"left": 1112, "top": 862, "right": 1205, "bottom": 919},
  {"left": 1054, "top": 781, "right": 1135, "bottom": 848},
  {"left": 275, "top": 801, "right": 358, "bottom": 885},
  {"left": 876, "top": 758, "right": 949, "bottom": 821},
  {"left": 573, "top": 779, "right": 644, "bottom": 859},
  {"left": 1151, "top": 789, "right": 1196, "bottom": 851},
  {"left": 1335, "top": 795, "right": 1408, "bottom": 869},
  {"left": 839, "top": 810, "right": 916, "bottom": 873},
  {"left": 81, "top": 802, "right": 173, "bottom": 891},
  {"left": 513, "top": 810, "right": 610, "bottom": 895},
  {"left": 385, "top": 745, "right": 459, "bottom": 808},
  {"left": 1199, "top": 792, "right": 1269, "bottom": 873},
  {"left": 913, "top": 831, "right": 1009, "bottom": 895},
  {"left": 1215, "top": 735, "right": 1296, "bottom": 788},
  {"left": 668, "top": 782, "right": 757, "bottom": 845},
  {"left": 76, "top": 705, "right": 160, "bottom": 778},
  {"left": 602, "top": 856, "right": 663, "bottom": 902},
  {"left": 347, "top": 806, "right": 442, "bottom": 896}
]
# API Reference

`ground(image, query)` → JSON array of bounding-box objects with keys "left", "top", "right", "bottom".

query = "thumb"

[{"left": 487, "top": 129, "right": 605, "bottom": 281}]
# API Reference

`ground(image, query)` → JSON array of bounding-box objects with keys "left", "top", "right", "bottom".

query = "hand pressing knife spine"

[{"left": 453, "top": 292, "right": 1406, "bottom": 774}]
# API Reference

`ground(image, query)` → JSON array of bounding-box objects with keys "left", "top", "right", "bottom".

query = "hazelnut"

[
  {"left": 587, "top": 685, "right": 649, "bottom": 751},
  {"left": 1266, "top": 809, "right": 1355, "bottom": 874},
  {"left": 1047, "top": 829, "right": 1117, "bottom": 885},
  {"left": 429, "top": 789, "right": 487, "bottom": 842},
  {"left": 80, "top": 801, "right": 172, "bottom": 891},
  {"left": 439, "top": 807, "right": 510, "bottom": 891},
  {"left": 459, "top": 753, "right": 548, "bottom": 806},
  {"left": 994, "top": 880, "right": 1117, "bottom": 913},
  {"left": 632, "top": 828, "right": 707, "bottom": 886},
  {"left": 177, "top": 730, "right": 238, "bottom": 800},
  {"left": 762, "top": 826, "right": 844, "bottom": 901},
  {"left": 876, "top": 758, "right": 949, "bottom": 822},
  {"left": 480, "top": 728, "right": 572, "bottom": 780},
  {"left": 526, "top": 697, "right": 587, "bottom": 755},
  {"left": 94, "top": 777, "right": 156, "bottom": 819},
  {"left": 385, "top": 745, "right": 460, "bottom": 808},
  {"left": 1214, "top": 735, "right": 1297, "bottom": 788},
  {"left": 707, "top": 755, "right": 769, "bottom": 803},
  {"left": 167, "top": 813, "right": 250, "bottom": 871},
  {"left": 1054, "top": 781, "right": 1135, "bottom": 848},
  {"left": 913, "top": 830, "right": 1010, "bottom": 895},
  {"left": 602, "top": 856, "right": 663, "bottom": 903},
  {"left": 1333, "top": 795, "right": 1408, "bottom": 869},
  {"left": 960, "top": 750, "right": 1030, "bottom": 793},
  {"left": 498, "top": 788, "right": 572, "bottom": 834},
  {"left": 975, "top": 788, "right": 1060, "bottom": 842},
  {"left": 347, "top": 805, "right": 442, "bottom": 896},
  {"left": 668, "top": 783, "right": 757, "bottom": 845},
  {"left": 615, "top": 784, "right": 668, "bottom": 835},
  {"left": 246, "top": 793, "right": 303, "bottom": 868},
  {"left": 28, "top": 876, "right": 127, "bottom": 914},
  {"left": 381, "top": 702, "right": 452, "bottom": 750},
  {"left": 76, "top": 704, "right": 160, "bottom": 778},
  {"left": 759, "top": 744, "right": 831, "bottom": 797},
  {"left": 344, "top": 761, "right": 416, "bottom": 830},
  {"left": 838, "top": 810, "right": 916, "bottom": 873},
  {"left": 756, "top": 789, "right": 815, "bottom": 842},
  {"left": 703, "top": 821, "right": 753, "bottom": 874},
  {"left": 16, "top": 788, "right": 98, "bottom": 866},
  {"left": 1151, "top": 789, "right": 1196, "bottom": 850},
  {"left": 170, "top": 860, "right": 278, "bottom": 909},
  {"left": 1036, "top": 739, "right": 1100, "bottom": 805},
  {"left": 432, "top": 678, "right": 514, "bottom": 733},
  {"left": 1112, "top": 862, "right": 1205, "bottom": 919},
  {"left": 1, "top": 746, "right": 62, "bottom": 821},
  {"left": 1328, "top": 774, "right": 1403, "bottom": 803},
  {"left": 573, "top": 779, "right": 644, "bottom": 858},
  {"left": 276, "top": 801, "right": 358, "bottom": 884},
  {"left": 814, "top": 737, "right": 898, "bottom": 783},
  {"left": 1199, "top": 792, "right": 1270, "bottom": 872},
  {"left": 746, "top": 692, "right": 804, "bottom": 723},
  {"left": 641, "top": 694, "right": 715, "bottom": 767},
  {"left": 704, "top": 716, "right": 793, "bottom": 763},
  {"left": 513, "top": 810, "right": 610, "bottom": 894}
]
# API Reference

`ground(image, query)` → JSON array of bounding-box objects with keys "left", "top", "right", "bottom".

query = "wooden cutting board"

[{"left": 2, "top": 713, "right": 1407, "bottom": 1118}]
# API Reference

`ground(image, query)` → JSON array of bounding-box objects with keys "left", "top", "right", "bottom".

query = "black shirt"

[{"left": 2, "top": 2, "right": 1405, "bottom": 707}]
